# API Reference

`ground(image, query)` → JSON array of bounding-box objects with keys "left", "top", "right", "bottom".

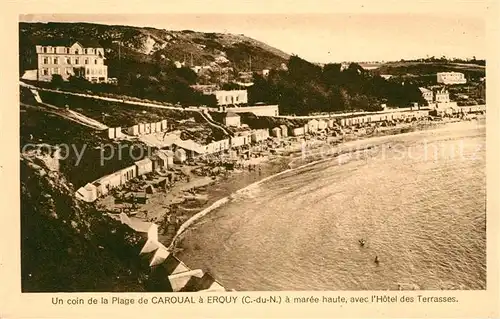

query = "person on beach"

[{"left": 374, "top": 255, "right": 380, "bottom": 265}]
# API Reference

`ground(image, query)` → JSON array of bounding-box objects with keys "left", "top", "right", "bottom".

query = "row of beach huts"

[
  {"left": 75, "top": 129, "right": 270, "bottom": 203},
  {"left": 78, "top": 106, "right": 486, "bottom": 203},
  {"left": 107, "top": 119, "right": 169, "bottom": 139}
]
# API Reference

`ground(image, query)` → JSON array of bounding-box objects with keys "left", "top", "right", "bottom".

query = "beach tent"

[
  {"left": 279, "top": 125, "right": 288, "bottom": 137},
  {"left": 75, "top": 183, "right": 98, "bottom": 202},
  {"left": 168, "top": 269, "right": 205, "bottom": 292},
  {"left": 138, "top": 123, "right": 146, "bottom": 134},
  {"left": 145, "top": 184, "right": 156, "bottom": 194},
  {"left": 180, "top": 272, "right": 219, "bottom": 292},
  {"left": 135, "top": 158, "right": 153, "bottom": 176},
  {"left": 161, "top": 119, "right": 168, "bottom": 131},
  {"left": 149, "top": 245, "right": 171, "bottom": 267},
  {"left": 174, "top": 149, "right": 187, "bottom": 163},
  {"left": 127, "top": 125, "right": 139, "bottom": 136},
  {"left": 271, "top": 127, "right": 281, "bottom": 138}
]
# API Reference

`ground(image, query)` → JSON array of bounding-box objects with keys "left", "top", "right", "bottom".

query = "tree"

[{"left": 50, "top": 74, "right": 65, "bottom": 88}]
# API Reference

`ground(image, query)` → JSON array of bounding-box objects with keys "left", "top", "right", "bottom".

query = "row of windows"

[
  {"left": 42, "top": 47, "right": 101, "bottom": 55},
  {"left": 86, "top": 68, "right": 106, "bottom": 75},
  {"left": 41, "top": 68, "right": 107, "bottom": 76},
  {"left": 42, "top": 56, "right": 102, "bottom": 65},
  {"left": 222, "top": 95, "right": 246, "bottom": 102}
]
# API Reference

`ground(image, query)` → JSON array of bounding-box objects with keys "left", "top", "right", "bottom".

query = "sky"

[{"left": 19, "top": 1, "right": 488, "bottom": 63}]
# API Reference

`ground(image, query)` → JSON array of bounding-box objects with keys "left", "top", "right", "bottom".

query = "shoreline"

[
  {"left": 95, "top": 115, "right": 484, "bottom": 260},
  {"left": 167, "top": 116, "right": 483, "bottom": 252}
]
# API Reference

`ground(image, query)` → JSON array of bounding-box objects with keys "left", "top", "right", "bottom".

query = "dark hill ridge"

[{"left": 19, "top": 22, "right": 290, "bottom": 74}]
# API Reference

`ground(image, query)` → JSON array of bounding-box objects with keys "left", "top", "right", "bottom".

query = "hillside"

[
  {"left": 19, "top": 22, "right": 290, "bottom": 75},
  {"left": 371, "top": 61, "right": 485, "bottom": 81},
  {"left": 21, "top": 154, "right": 149, "bottom": 292},
  {"left": 19, "top": 22, "right": 433, "bottom": 115}
]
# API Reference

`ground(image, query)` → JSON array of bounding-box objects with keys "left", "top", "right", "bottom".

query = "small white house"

[
  {"left": 223, "top": 112, "right": 241, "bottom": 127},
  {"left": 135, "top": 158, "right": 153, "bottom": 176}
]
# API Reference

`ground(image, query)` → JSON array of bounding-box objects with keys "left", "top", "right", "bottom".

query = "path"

[{"left": 20, "top": 81, "right": 231, "bottom": 137}]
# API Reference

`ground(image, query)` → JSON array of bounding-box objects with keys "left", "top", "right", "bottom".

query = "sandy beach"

[{"left": 95, "top": 114, "right": 481, "bottom": 251}]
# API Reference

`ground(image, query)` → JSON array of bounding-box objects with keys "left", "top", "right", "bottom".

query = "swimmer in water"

[{"left": 359, "top": 239, "right": 366, "bottom": 247}]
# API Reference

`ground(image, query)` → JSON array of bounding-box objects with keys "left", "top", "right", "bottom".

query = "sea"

[{"left": 177, "top": 120, "right": 486, "bottom": 291}]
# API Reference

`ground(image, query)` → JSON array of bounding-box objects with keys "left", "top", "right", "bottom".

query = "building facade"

[
  {"left": 207, "top": 90, "right": 248, "bottom": 106},
  {"left": 434, "top": 88, "right": 451, "bottom": 103},
  {"left": 223, "top": 112, "right": 241, "bottom": 127},
  {"left": 36, "top": 40, "right": 108, "bottom": 83},
  {"left": 436, "top": 72, "right": 466, "bottom": 85},
  {"left": 223, "top": 105, "right": 279, "bottom": 117}
]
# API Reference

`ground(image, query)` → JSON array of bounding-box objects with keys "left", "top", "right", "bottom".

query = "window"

[
  {"left": 94, "top": 59, "right": 98, "bottom": 64},
  {"left": 66, "top": 58, "right": 71, "bottom": 64},
  {"left": 42, "top": 69, "right": 48, "bottom": 76},
  {"left": 53, "top": 57, "right": 58, "bottom": 64},
  {"left": 66, "top": 48, "right": 69, "bottom": 54},
  {"left": 75, "top": 49, "right": 79, "bottom": 55},
  {"left": 53, "top": 68, "right": 59, "bottom": 74},
  {"left": 75, "top": 58, "right": 79, "bottom": 64},
  {"left": 43, "top": 47, "right": 47, "bottom": 53},
  {"left": 85, "top": 58, "right": 89, "bottom": 64},
  {"left": 43, "top": 57, "right": 48, "bottom": 64},
  {"left": 86, "top": 68, "right": 90, "bottom": 75},
  {"left": 66, "top": 68, "right": 71, "bottom": 75},
  {"left": 84, "top": 49, "right": 87, "bottom": 54}
]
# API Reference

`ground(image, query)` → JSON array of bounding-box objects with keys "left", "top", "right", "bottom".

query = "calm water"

[{"left": 178, "top": 121, "right": 486, "bottom": 291}]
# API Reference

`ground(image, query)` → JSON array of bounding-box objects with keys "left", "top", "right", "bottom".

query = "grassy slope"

[{"left": 36, "top": 90, "right": 227, "bottom": 143}]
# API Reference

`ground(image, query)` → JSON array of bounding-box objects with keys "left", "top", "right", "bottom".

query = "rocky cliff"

[{"left": 20, "top": 152, "right": 149, "bottom": 292}]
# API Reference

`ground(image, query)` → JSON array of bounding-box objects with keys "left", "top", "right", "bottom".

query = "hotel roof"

[{"left": 37, "top": 39, "right": 103, "bottom": 48}]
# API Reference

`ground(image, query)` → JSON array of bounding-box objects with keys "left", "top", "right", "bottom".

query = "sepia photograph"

[{"left": 17, "top": 6, "right": 487, "bottom": 295}]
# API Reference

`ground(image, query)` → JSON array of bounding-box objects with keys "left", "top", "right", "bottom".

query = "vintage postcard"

[{"left": 1, "top": 0, "right": 498, "bottom": 318}]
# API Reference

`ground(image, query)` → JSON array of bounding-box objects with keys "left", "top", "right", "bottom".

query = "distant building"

[
  {"left": 436, "top": 72, "right": 466, "bottom": 85},
  {"left": 380, "top": 74, "right": 393, "bottom": 80},
  {"left": 206, "top": 90, "right": 248, "bottom": 106},
  {"left": 419, "top": 87, "right": 434, "bottom": 104},
  {"left": 223, "top": 112, "right": 241, "bottom": 127},
  {"left": 434, "top": 88, "right": 451, "bottom": 103},
  {"left": 35, "top": 40, "right": 108, "bottom": 83}
]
